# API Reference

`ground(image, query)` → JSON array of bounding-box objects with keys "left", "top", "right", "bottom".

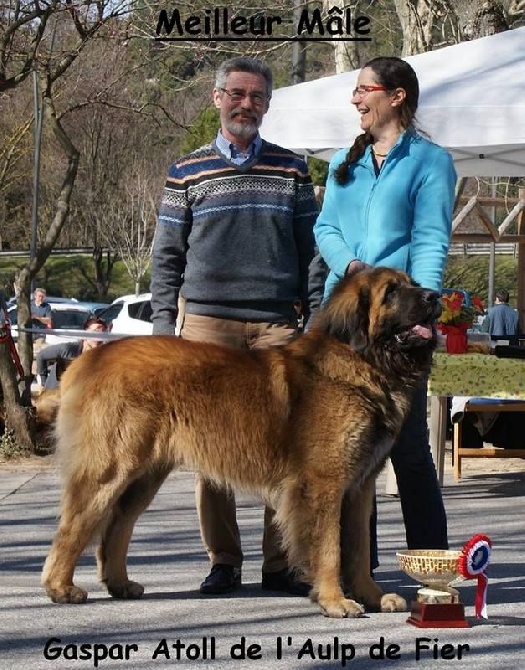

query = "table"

[
  {"left": 384, "top": 352, "right": 525, "bottom": 491},
  {"left": 429, "top": 353, "right": 525, "bottom": 483}
]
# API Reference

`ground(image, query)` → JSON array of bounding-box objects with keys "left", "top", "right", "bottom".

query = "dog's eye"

[{"left": 383, "top": 283, "right": 398, "bottom": 304}]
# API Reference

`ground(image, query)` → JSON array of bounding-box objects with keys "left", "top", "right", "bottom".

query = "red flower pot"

[{"left": 443, "top": 324, "right": 469, "bottom": 354}]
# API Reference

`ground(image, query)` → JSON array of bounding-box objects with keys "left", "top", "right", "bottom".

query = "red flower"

[
  {"left": 439, "top": 292, "right": 484, "bottom": 327},
  {"left": 472, "top": 295, "right": 485, "bottom": 313}
]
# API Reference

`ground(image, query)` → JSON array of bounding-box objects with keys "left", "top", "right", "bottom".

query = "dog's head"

[{"left": 318, "top": 267, "right": 440, "bottom": 373}]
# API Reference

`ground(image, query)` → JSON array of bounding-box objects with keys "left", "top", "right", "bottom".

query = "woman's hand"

[{"left": 345, "top": 260, "right": 371, "bottom": 276}]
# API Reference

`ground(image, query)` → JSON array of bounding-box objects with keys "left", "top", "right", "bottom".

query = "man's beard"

[{"left": 224, "top": 110, "right": 260, "bottom": 140}]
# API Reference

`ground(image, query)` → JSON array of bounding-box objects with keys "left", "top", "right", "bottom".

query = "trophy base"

[{"left": 407, "top": 601, "right": 469, "bottom": 628}]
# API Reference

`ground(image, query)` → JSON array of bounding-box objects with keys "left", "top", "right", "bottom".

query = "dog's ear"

[{"left": 323, "top": 283, "right": 371, "bottom": 352}]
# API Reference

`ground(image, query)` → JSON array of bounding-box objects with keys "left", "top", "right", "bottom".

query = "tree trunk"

[
  {"left": 471, "top": 0, "right": 509, "bottom": 36},
  {"left": 91, "top": 247, "right": 118, "bottom": 297},
  {"left": 15, "top": 267, "right": 35, "bottom": 393},
  {"left": 394, "top": 0, "right": 435, "bottom": 55},
  {"left": 324, "top": 0, "right": 361, "bottom": 72},
  {"left": 292, "top": 0, "right": 307, "bottom": 84},
  {"left": 0, "top": 341, "right": 34, "bottom": 454}
]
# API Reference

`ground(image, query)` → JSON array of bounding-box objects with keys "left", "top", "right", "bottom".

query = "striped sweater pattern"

[{"left": 151, "top": 141, "right": 321, "bottom": 330}]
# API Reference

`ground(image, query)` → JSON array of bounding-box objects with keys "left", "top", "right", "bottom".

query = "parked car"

[
  {"left": 97, "top": 293, "right": 153, "bottom": 335},
  {"left": 75, "top": 301, "right": 111, "bottom": 316},
  {"left": 7, "top": 302, "right": 93, "bottom": 344},
  {"left": 46, "top": 303, "right": 95, "bottom": 344}
]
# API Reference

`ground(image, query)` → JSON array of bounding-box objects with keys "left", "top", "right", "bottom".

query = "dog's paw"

[
  {"left": 107, "top": 580, "right": 145, "bottom": 600},
  {"left": 47, "top": 585, "right": 88, "bottom": 604},
  {"left": 380, "top": 592, "right": 407, "bottom": 613},
  {"left": 318, "top": 596, "right": 366, "bottom": 618}
]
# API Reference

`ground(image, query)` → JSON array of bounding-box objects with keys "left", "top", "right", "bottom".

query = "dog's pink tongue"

[{"left": 412, "top": 324, "right": 433, "bottom": 339}]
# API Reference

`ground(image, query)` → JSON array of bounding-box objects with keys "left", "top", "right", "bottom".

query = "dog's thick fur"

[
  {"left": 32, "top": 387, "right": 61, "bottom": 429},
  {"left": 42, "top": 268, "right": 440, "bottom": 618}
]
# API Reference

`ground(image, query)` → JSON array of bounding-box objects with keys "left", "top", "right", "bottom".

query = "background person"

[
  {"left": 35, "top": 317, "right": 108, "bottom": 390},
  {"left": 30, "top": 287, "right": 53, "bottom": 356},
  {"left": 31, "top": 287, "right": 52, "bottom": 331},
  {"left": 481, "top": 289, "right": 519, "bottom": 338},
  {"left": 314, "top": 56, "right": 456, "bottom": 570},
  {"left": 151, "top": 56, "right": 325, "bottom": 597}
]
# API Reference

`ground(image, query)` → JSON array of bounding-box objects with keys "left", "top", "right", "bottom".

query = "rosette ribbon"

[{"left": 458, "top": 534, "right": 492, "bottom": 619}]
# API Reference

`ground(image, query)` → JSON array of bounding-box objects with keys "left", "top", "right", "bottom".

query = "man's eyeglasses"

[
  {"left": 219, "top": 88, "right": 268, "bottom": 106},
  {"left": 352, "top": 85, "right": 388, "bottom": 97}
]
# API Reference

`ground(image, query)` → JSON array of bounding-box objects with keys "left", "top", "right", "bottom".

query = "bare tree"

[
  {"left": 97, "top": 165, "right": 157, "bottom": 295},
  {"left": 393, "top": 0, "right": 463, "bottom": 54},
  {"left": 393, "top": 0, "right": 524, "bottom": 55},
  {"left": 0, "top": 115, "right": 32, "bottom": 250},
  {"left": 0, "top": 1, "right": 131, "bottom": 450}
]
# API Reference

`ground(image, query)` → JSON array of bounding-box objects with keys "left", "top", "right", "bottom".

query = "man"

[
  {"left": 31, "top": 288, "right": 52, "bottom": 329},
  {"left": 151, "top": 57, "right": 325, "bottom": 596},
  {"left": 481, "top": 289, "right": 519, "bottom": 338},
  {"left": 30, "top": 287, "right": 53, "bottom": 355},
  {"left": 35, "top": 316, "right": 108, "bottom": 390}
]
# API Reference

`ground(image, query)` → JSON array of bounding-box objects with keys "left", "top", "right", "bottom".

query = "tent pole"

[
  {"left": 487, "top": 179, "right": 496, "bottom": 306},
  {"left": 518, "top": 188, "right": 525, "bottom": 336}
]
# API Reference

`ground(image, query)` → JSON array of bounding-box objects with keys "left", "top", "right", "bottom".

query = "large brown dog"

[{"left": 42, "top": 267, "right": 440, "bottom": 618}]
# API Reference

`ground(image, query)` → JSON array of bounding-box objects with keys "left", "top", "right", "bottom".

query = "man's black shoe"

[
  {"left": 199, "top": 564, "right": 241, "bottom": 595},
  {"left": 261, "top": 569, "right": 311, "bottom": 597}
]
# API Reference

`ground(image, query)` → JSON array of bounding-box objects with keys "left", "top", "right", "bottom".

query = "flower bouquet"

[{"left": 438, "top": 293, "right": 484, "bottom": 354}]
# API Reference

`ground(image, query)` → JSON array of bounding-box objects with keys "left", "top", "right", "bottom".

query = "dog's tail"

[{"left": 32, "top": 387, "right": 61, "bottom": 430}]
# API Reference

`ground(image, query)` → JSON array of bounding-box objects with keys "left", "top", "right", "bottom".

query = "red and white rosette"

[{"left": 458, "top": 534, "right": 492, "bottom": 619}]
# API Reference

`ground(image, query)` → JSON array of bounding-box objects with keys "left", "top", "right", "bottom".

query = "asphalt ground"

[{"left": 1, "top": 453, "right": 524, "bottom": 670}]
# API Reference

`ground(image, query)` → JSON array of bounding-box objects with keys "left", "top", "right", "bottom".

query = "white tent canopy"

[{"left": 261, "top": 27, "right": 525, "bottom": 177}]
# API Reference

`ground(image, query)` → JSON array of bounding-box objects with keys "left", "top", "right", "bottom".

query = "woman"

[{"left": 314, "top": 56, "right": 456, "bottom": 568}]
